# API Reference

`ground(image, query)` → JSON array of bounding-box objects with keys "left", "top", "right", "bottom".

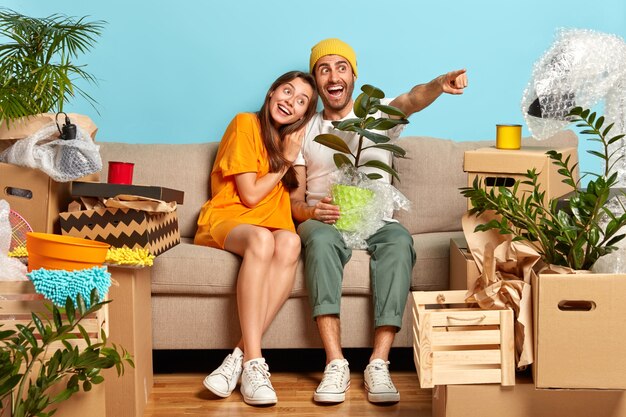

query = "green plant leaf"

[
  {"left": 361, "top": 84, "right": 385, "bottom": 99},
  {"left": 366, "top": 118, "right": 409, "bottom": 130},
  {"left": 332, "top": 118, "right": 361, "bottom": 131},
  {"left": 333, "top": 153, "right": 353, "bottom": 169},
  {"left": 362, "top": 160, "right": 400, "bottom": 181},
  {"left": 313, "top": 134, "right": 352, "bottom": 154},
  {"left": 373, "top": 104, "right": 407, "bottom": 118},
  {"left": 366, "top": 173, "right": 383, "bottom": 180},
  {"left": 367, "top": 143, "right": 407, "bottom": 157},
  {"left": 353, "top": 127, "right": 390, "bottom": 144},
  {"left": 354, "top": 92, "right": 368, "bottom": 118}
]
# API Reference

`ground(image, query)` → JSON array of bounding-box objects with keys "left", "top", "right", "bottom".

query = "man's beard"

[{"left": 321, "top": 82, "right": 355, "bottom": 113}]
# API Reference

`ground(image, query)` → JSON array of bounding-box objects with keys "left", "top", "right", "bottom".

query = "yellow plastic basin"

[{"left": 26, "top": 232, "right": 110, "bottom": 272}]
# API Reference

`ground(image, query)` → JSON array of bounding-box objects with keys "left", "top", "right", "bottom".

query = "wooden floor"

[{"left": 142, "top": 371, "right": 433, "bottom": 416}]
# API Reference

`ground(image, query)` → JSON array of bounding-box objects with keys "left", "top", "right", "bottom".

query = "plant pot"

[{"left": 331, "top": 184, "right": 374, "bottom": 232}]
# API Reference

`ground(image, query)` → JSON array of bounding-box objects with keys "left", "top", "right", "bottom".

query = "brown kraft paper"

[{"left": 462, "top": 211, "right": 537, "bottom": 368}]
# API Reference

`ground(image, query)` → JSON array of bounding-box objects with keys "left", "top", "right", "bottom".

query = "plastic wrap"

[
  {"left": 521, "top": 28, "right": 626, "bottom": 143},
  {"left": 0, "top": 122, "right": 102, "bottom": 182},
  {"left": 592, "top": 194, "right": 626, "bottom": 273},
  {"left": 329, "top": 166, "right": 410, "bottom": 249},
  {"left": 0, "top": 200, "right": 28, "bottom": 281}
]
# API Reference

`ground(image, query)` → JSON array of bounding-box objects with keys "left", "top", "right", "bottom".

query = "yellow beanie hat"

[{"left": 309, "top": 38, "right": 358, "bottom": 78}]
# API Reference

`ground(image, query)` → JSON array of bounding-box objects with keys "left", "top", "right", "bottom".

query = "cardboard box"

[
  {"left": 71, "top": 181, "right": 184, "bottom": 204},
  {"left": 103, "top": 266, "right": 153, "bottom": 417},
  {"left": 1, "top": 162, "right": 77, "bottom": 234},
  {"left": 449, "top": 238, "right": 480, "bottom": 290},
  {"left": 0, "top": 113, "right": 98, "bottom": 153},
  {"left": 533, "top": 273, "right": 626, "bottom": 390},
  {"left": 59, "top": 206, "right": 180, "bottom": 256},
  {"left": 412, "top": 291, "right": 515, "bottom": 388},
  {"left": 433, "top": 372, "right": 626, "bottom": 417},
  {"left": 1, "top": 113, "right": 99, "bottom": 234},
  {"left": 464, "top": 146, "right": 578, "bottom": 206}
]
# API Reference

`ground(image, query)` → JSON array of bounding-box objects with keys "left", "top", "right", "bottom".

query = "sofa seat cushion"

[
  {"left": 151, "top": 232, "right": 462, "bottom": 298},
  {"left": 152, "top": 239, "right": 385, "bottom": 298}
]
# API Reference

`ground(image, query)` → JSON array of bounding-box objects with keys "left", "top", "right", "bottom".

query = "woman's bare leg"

[{"left": 224, "top": 224, "right": 275, "bottom": 361}]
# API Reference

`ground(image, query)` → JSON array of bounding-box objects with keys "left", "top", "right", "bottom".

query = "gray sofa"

[{"left": 98, "top": 130, "right": 577, "bottom": 350}]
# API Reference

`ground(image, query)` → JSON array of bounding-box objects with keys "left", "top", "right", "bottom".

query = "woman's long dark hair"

[{"left": 258, "top": 71, "right": 318, "bottom": 190}]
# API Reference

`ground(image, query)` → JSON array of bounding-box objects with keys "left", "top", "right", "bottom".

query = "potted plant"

[
  {"left": 0, "top": 290, "right": 133, "bottom": 417},
  {"left": 0, "top": 8, "right": 105, "bottom": 127},
  {"left": 461, "top": 106, "right": 626, "bottom": 270},
  {"left": 313, "top": 84, "right": 409, "bottom": 232}
]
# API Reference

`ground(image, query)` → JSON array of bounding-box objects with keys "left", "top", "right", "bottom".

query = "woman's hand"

[{"left": 283, "top": 128, "right": 305, "bottom": 163}]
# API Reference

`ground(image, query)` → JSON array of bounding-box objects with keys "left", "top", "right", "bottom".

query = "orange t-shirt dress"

[{"left": 193, "top": 113, "right": 295, "bottom": 249}]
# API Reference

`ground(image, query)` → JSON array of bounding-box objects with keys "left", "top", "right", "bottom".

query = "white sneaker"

[
  {"left": 240, "top": 358, "right": 277, "bottom": 406},
  {"left": 203, "top": 347, "right": 244, "bottom": 397},
  {"left": 314, "top": 358, "right": 351, "bottom": 403},
  {"left": 364, "top": 359, "right": 400, "bottom": 403}
]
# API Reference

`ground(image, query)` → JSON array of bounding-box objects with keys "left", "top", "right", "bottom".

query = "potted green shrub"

[
  {"left": 0, "top": 8, "right": 105, "bottom": 126},
  {"left": 313, "top": 84, "right": 409, "bottom": 232},
  {"left": 0, "top": 290, "right": 133, "bottom": 417},
  {"left": 461, "top": 106, "right": 626, "bottom": 270}
]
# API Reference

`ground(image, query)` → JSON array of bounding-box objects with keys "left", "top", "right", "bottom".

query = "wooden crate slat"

[
  {"left": 0, "top": 281, "right": 108, "bottom": 360},
  {"left": 429, "top": 309, "right": 502, "bottom": 327},
  {"left": 433, "top": 349, "right": 502, "bottom": 365},
  {"left": 499, "top": 309, "right": 516, "bottom": 386},
  {"left": 432, "top": 367, "right": 503, "bottom": 386},
  {"left": 432, "top": 329, "right": 502, "bottom": 346}
]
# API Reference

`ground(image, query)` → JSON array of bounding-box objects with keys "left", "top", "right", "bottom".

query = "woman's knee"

[
  {"left": 274, "top": 232, "right": 301, "bottom": 263},
  {"left": 244, "top": 228, "right": 275, "bottom": 259}
]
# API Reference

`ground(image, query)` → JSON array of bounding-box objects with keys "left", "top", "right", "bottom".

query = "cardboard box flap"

[
  {"left": 464, "top": 146, "right": 577, "bottom": 174},
  {"left": 0, "top": 113, "right": 98, "bottom": 140},
  {"left": 70, "top": 181, "right": 184, "bottom": 205}
]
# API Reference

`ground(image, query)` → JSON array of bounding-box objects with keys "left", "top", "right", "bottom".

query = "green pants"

[{"left": 297, "top": 220, "right": 416, "bottom": 329}]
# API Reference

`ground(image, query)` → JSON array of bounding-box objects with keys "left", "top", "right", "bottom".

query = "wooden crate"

[
  {"left": 0, "top": 280, "right": 107, "bottom": 357},
  {"left": 411, "top": 290, "right": 515, "bottom": 388}
]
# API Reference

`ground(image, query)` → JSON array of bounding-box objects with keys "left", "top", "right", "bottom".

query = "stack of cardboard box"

[{"left": 432, "top": 144, "right": 626, "bottom": 416}]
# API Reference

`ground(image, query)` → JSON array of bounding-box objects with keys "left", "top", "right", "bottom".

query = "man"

[{"left": 290, "top": 38, "right": 468, "bottom": 404}]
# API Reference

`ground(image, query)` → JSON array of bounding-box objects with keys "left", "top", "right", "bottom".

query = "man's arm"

[
  {"left": 290, "top": 165, "right": 341, "bottom": 224},
  {"left": 390, "top": 68, "right": 468, "bottom": 117}
]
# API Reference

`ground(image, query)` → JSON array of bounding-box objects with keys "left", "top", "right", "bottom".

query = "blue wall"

[{"left": 4, "top": 0, "right": 626, "bottom": 178}]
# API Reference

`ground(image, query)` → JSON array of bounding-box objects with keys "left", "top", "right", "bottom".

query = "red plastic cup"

[{"left": 107, "top": 161, "right": 134, "bottom": 184}]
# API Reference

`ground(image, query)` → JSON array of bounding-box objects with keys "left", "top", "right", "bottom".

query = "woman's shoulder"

[{"left": 232, "top": 112, "right": 260, "bottom": 128}]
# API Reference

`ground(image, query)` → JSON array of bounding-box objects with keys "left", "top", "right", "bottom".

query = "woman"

[{"left": 194, "top": 71, "right": 318, "bottom": 406}]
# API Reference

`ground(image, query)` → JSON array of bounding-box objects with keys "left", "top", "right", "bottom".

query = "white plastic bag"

[
  {"left": 0, "top": 122, "right": 102, "bottom": 182},
  {"left": 0, "top": 200, "right": 28, "bottom": 281}
]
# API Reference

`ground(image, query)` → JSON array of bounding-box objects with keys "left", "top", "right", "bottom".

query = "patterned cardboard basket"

[{"left": 59, "top": 206, "right": 180, "bottom": 256}]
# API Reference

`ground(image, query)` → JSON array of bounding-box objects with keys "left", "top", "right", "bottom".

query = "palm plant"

[
  {"left": 461, "top": 107, "right": 626, "bottom": 270},
  {"left": 0, "top": 8, "right": 105, "bottom": 125}
]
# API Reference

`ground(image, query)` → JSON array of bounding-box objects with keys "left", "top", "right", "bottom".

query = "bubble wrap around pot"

[
  {"left": 0, "top": 200, "right": 28, "bottom": 281},
  {"left": 0, "top": 123, "right": 102, "bottom": 182},
  {"left": 329, "top": 167, "right": 410, "bottom": 249},
  {"left": 522, "top": 28, "right": 626, "bottom": 186}
]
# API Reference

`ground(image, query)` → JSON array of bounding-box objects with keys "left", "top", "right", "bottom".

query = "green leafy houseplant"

[
  {"left": 313, "top": 84, "right": 409, "bottom": 182},
  {"left": 461, "top": 106, "right": 626, "bottom": 270},
  {"left": 313, "top": 85, "right": 409, "bottom": 231},
  {"left": 0, "top": 8, "right": 105, "bottom": 125},
  {"left": 0, "top": 290, "right": 133, "bottom": 417}
]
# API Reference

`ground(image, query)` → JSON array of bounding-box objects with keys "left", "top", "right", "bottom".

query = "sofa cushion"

[{"left": 392, "top": 130, "right": 578, "bottom": 235}]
